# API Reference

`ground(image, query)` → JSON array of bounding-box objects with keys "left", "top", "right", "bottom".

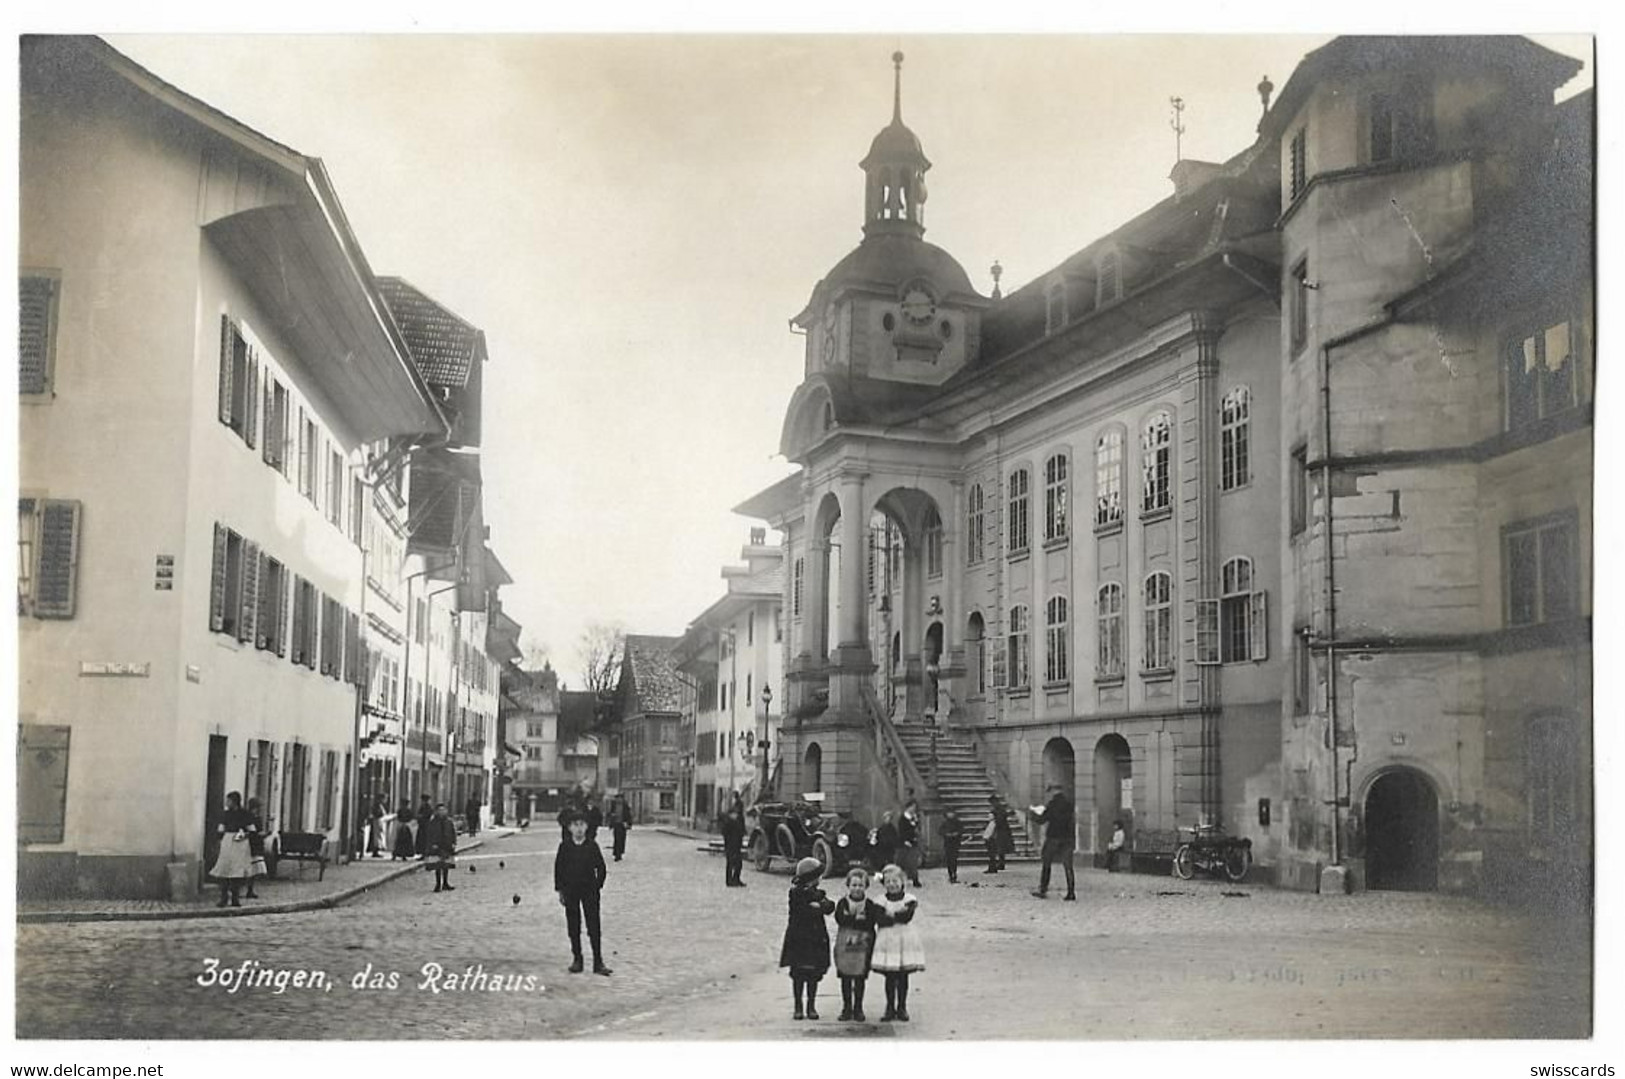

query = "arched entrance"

[
  {"left": 1093, "top": 734, "right": 1132, "bottom": 851},
  {"left": 804, "top": 742, "right": 823, "bottom": 795},
  {"left": 965, "top": 613, "right": 986, "bottom": 696},
  {"left": 1042, "top": 737, "right": 1076, "bottom": 795},
  {"left": 1364, "top": 768, "right": 1439, "bottom": 891}
]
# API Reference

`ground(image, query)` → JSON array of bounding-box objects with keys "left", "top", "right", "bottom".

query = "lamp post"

[
  {"left": 758, "top": 684, "right": 773, "bottom": 798},
  {"left": 724, "top": 627, "right": 737, "bottom": 804}
]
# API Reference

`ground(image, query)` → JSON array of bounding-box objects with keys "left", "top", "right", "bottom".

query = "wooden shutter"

[
  {"left": 309, "top": 590, "right": 323, "bottom": 671},
  {"left": 238, "top": 541, "right": 260, "bottom": 644},
  {"left": 1250, "top": 591, "right": 1269, "bottom": 662},
  {"left": 20, "top": 276, "right": 56, "bottom": 395},
  {"left": 33, "top": 499, "right": 82, "bottom": 619},
  {"left": 218, "top": 316, "right": 235, "bottom": 425},
  {"left": 275, "top": 567, "right": 290, "bottom": 657},
  {"left": 261, "top": 377, "right": 276, "bottom": 466},
  {"left": 1196, "top": 598, "right": 1220, "bottom": 665},
  {"left": 289, "top": 575, "right": 306, "bottom": 665},
  {"left": 243, "top": 348, "right": 259, "bottom": 449},
  {"left": 255, "top": 558, "right": 273, "bottom": 650},
  {"left": 209, "top": 522, "right": 229, "bottom": 632},
  {"left": 18, "top": 725, "right": 71, "bottom": 844},
  {"left": 346, "top": 610, "right": 362, "bottom": 685}
]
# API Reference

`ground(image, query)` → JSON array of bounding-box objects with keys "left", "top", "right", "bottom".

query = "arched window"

[
  {"left": 1215, "top": 556, "right": 1267, "bottom": 663},
  {"left": 822, "top": 399, "right": 836, "bottom": 432},
  {"left": 967, "top": 611, "right": 987, "bottom": 696},
  {"left": 923, "top": 506, "right": 943, "bottom": 579},
  {"left": 1141, "top": 410, "right": 1172, "bottom": 514},
  {"left": 1044, "top": 452, "right": 1069, "bottom": 542},
  {"left": 805, "top": 742, "right": 823, "bottom": 793},
  {"left": 1006, "top": 604, "right": 1031, "bottom": 690},
  {"left": 1095, "top": 429, "right": 1124, "bottom": 529},
  {"left": 966, "top": 483, "right": 986, "bottom": 565},
  {"left": 1008, "top": 468, "right": 1031, "bottom": 554},
  {"left": 1144, "top": 572, "right": 1173, "bottom": 670},
  {"left": 1527, "top": 716, "right": 1578, "bottom": 842},
  {"left": 1097, "top": 584, "right": 1124, "bottom": 679},
  {"left": 1045, "top": 595, "right": 1069, "bottom": 683},
  {"left": 1221, "top": 386, "right": 1251, "bottom": 491}
]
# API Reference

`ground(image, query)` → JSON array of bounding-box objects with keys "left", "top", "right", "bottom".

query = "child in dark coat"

[
  {"left": 942, "top": 810, "right": 963, "bottom": 883},
  {"left": 779, "top": 857, "right": 835, "bottom": 1020},
  {"left": 422, "top": 803, "right": 459, "bottom": 893},
  {"left": 554, "top": 813, "right": 612, "bottom": 975},
  {"left": 832, "top": 866, "right": 890, "bottom": 1022}
]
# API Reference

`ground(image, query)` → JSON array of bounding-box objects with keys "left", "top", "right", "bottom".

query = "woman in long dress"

[{"left": 208, "top": 791, "right": 256, "bottom": 908}]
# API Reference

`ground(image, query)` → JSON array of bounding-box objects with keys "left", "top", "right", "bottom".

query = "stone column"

[
  {"left": 1178, "top": 313, "right": 1222, "bottom": 822},
  {"left": 941, "top": 481, "right": 967, "bottom": 713},
  {"left": 836, "top": 472, "right": 868, "bottom": 651}
]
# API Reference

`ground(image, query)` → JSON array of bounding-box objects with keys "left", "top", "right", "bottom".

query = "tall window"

[
  {"left": 218, "top": 318, "right": 258, "bottom": 448},
  {"left": 1045, "top": 596, "right": 1069, "bottom": 684},
  {"left": 298, "top": 412, "right": 318, "bottom": 502},
  {"left": 1504, "top": 512, "right": 1578, "bottom": 627},
  {"left": 1097, "top": 252, "right": 1121, "bottom": 306},
  {"left": 1289, "top": 127, "right": 1307, "bottom": 200},
  {"left": 1220, "top": 387, "right": 1250, "bottom": 491},
  {"left": 966, "top": 483, "right": 986, "bottom": 564},
  {"left": 263, "top": 379, "right": 288, "bottom": 474},
  {"left": 1143, "top": 572, "right": 1172, "bottom": 670},
  {"left": 1205, "top": 556, "right": 1267, "bottom": 664},
  {"left": 1008, "top": 468, "right": 1031, "bottom": 554},
  {"left": 1527, "top": 716, "right": 1578, "bottom": 842},
  {"left": 1044, "top": 453, "right": 1069, "bottom": 542},
  {"left": 792, "top": 558, "right": 804, "bottom": 618},
  {"left": 923, "top": 507, "right": 943, "bottom": 578},
  {"left": 1289, "top": 445, "right": 1309, "bottom": 536},
  {"left": 1505, "top": 320, "right": 1578, "bottom": 431},
  {"left": 18, "top": 497, "right": 81, "bottom": 619},
  {"left": 967, "top": 612, "right": 987, "bottom": 695},
  {"left": 20, "top": 274, "right": 60, "bottom": 397},
  {"left": 208, "top": 524, "right": 253, "bottom": 641},
  {"left": 1006, "top": 604, "right": 1030, "bottom": 690},
  {"left": 1045, "top": 281, "right": 1067, "bottom": 334},
  {"left": 327, "top": 449, "right": 345, "bottom": 528},
  {"left": 1290, "top": 260, "right": 1310, "bottom": 356},
  {"left": 1096, "top": 584, "right": 1124, "bottom": 679},
  {"left": 1141, "top": 411, "right": 1172, "bottom": 515},
  {"left": 1369, "top": 90, "right": 1433, "bottom": 164},
  {"left": 1095, "top": 430, "right": 1124, "bottom": 529}
]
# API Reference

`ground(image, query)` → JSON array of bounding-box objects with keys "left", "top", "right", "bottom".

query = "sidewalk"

[{"left": 17, "top": 827, "right": 520, "bottom": 924}]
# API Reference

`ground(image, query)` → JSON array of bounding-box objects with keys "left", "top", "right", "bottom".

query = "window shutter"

[
  {"left": 275, "top": 572, "right": 290, "bottom": 658},
  {"left": 210, "top": 522, "right": 229, "bottom": 632},
  {"left": 290, "top": 576, "right": 306, "bottom": 665},
  {"left": 255, "top": 558, "right": 273, "bottom": 650},
  {"left": 1196, "top": 598, "right": 1220, "bottom": 665},
  {"left": 318, "top": 594, "right": 331, "bottom": 674},
  {"left": 20, "top": 276, "right": 55, "bottom": 396},
  {"left": 238, "top": 541, "right": 260, "bottom": 644},
  {"left": 218, "top": 316, "right": 235, "bottom": 426},
  {"left": 1250, "top": 591, "right": 1269, "bottom": 662},
  {"left": 262, "top": 378, "right": 276, "bottom": 466},
  {"left": 18, "top": 725, "right": 71, "bottom": 844},
  {"left": 33, "top": 499, "right": 82, "bottom": 619},
  {"left": 346, "top": 610, "right": 362, "bottom": 685},
  {"left": 305, "top": 586, "right": 319, "bottom": 669},
  {"left": 243, "top": 349, "right": 259, "bottom": 449}
]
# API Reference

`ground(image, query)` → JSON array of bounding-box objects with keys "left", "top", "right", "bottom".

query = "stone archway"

[
  {"left": 1364, "top": 767, "right": 1440, "bottom": 891},
  {"left": 1093, "top": 734, "right": 1132, "bottom": 852},
  {"left": 804, "top": 742, "right": 823, "bottom": 795},
  {"left": 1042, "top": 737, "right": 1077, "bottom": 845}
]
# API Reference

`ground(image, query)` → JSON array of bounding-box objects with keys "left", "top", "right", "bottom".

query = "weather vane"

[{"left": 1170, "top": 96, "right": 1187, "bottom": 163}]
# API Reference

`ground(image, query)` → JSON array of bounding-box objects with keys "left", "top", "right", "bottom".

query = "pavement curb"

[{"left": 18, "top": 835, "right": 507, "bottom": 925}]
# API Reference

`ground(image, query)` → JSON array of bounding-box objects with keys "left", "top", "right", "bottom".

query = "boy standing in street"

[{"left": 555, "top": 811, "right": 613, "bottom": 975}]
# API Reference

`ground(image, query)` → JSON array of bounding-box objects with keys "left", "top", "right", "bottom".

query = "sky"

[{"left": 94, "top": 29, "right": 1593, "bottom": 687}]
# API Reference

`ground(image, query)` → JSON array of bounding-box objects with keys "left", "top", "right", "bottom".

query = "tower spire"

[
  {"left": 893, "top": 50, "right": 904, "bottom": 123},
  {"left": 860, "top": 50, "right": 931, "bottom": 239}
]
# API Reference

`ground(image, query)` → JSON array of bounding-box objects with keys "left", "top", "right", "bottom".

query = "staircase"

[{"left": 892, "top": 724, "right": 1037, "bottom": 862}]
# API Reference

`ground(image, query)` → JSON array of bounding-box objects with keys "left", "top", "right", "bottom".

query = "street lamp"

[{"left": 759, "top": 684, "right": 773, "bottom": 798}]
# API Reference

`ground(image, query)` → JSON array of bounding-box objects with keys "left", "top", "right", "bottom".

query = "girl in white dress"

[{"left": 869, "top": 864, "right": 924, "bottom": 1021}]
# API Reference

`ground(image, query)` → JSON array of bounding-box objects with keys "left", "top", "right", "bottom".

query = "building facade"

[
  {"left": 738, "top": 39, "right": 1591, "bottom": 896},
  {"left": 609, "top": 636, "right": 684, "bottom": 824}
]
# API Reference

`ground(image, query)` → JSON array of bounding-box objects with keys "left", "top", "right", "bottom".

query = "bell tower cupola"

[{"left": 861, "top": 52, "right": 930, "bottom": 239}]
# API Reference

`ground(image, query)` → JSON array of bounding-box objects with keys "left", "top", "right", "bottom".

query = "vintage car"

[{"left": 747, "top": 797, "right": 868, "bottom": 877}]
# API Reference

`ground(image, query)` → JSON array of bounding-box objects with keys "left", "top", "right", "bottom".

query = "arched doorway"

[
  {"left": 804, "top": 742, "right": 823, "bottom": 795},
  {"left": 1364, "top": 768, "right": 1439, "bottom": 891},
  {"left": 1042, "top": 738, "right": 1076, "bottom": 845},
  {"left": 966, "top": 612, "right": 986, "bottom": 696},
  {"left": 1093, "top": 734, "right": 1132, "bottom": 852}
]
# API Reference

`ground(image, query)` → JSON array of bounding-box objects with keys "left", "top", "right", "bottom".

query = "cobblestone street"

[{"left": 14, "top": 829, "right": 1590, "bottom": 1041}]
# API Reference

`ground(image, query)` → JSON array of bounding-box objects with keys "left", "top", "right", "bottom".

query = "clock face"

[{"left": 901, "top": 287, "right": 936, "bottom": 325}]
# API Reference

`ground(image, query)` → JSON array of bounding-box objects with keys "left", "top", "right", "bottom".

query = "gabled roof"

[
  {"left": 617, "top": 634, "right": 684, "bottom": 716},
  {"left": 376, "top": 277, "right": 483, "bottom": 390}
]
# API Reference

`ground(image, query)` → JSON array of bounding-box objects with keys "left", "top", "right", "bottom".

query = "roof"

[
  {"left": 796, "top": 233, "right": 980, "bottom": 325},
  {"left": 376, "top": 277, "right": 482, "bottom": 390},
  {"left": 618, "top": 634, "right": 684, "bottom": 716},
  {"left": 559, "top": 691, "right": 601, "bottom": 743}
]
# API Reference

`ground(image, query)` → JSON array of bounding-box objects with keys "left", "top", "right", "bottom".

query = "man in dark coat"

[
  {"left": 463, "top": 794, "right": 481, "bottom": 837},
  {"left": 720, "top": 802, "right": 747, "bottom": 887},
  {"left": 985, "top": 794, "right": 1012, "bottom": 873},
  {"left": 870, "top": 811, "right": 899, "bottom": 873},
  {"left": 558, "top": 789, "right": 603, "bottom": 842},
  {"left": 897, "top": 800, "right": 922, "bottom": 886},
  {"left": 414, "top": 793, "right": 434, "bottom": 858},
  {"left": 1031, "top": 783, "right": 1077, "bottom": 900},
  {"left": 606, "top": 794, "right": 630, "bottom": 862},
  {"left": 554, "top": 812, "right": 612, "bottom": 975},
  {"left": 941, "top": 809, "right": 963, "bottom": 884}
]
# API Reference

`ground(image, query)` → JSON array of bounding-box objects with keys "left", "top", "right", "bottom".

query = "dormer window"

[
  {"left": 1044, "top": 281, "right": 1068, "bottom": 335},
  {"left": 1289, "top": 127, "right": 1308, "bottom": 200},
  {"left": 1096, "top": 252, "right": 1121, "bottom": 307},
  {"left": 1369, "top": 89, "right": 1434, "bottom": 165}
]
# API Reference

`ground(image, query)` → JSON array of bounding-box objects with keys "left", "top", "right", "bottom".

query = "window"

[
  {"left": 299, "top": 412, "right": 318, "bottom": 503},
  {"left": 256, "top": 555, "right": 288, "bottom": 655},
  {"left": 317, "top": 750, "right": 338, "bottom": 830},
  {"left": 1097, "top": 252, "right": 1121, "bottom": 306},
  {"left": 1220, "top": 387, "right": 1250, "bottom": 491},
  {"left": 18, "top": 724, "right": 70, "bottom": 844},
  {"left": 327, "top": 449, "right": 345, "bottom": 528},
  {"left": 659, "top": 791, "right": 676, "bottom": 811},
  {"left": 1211, "top": 556, "right": 1267, "bottom": 664},
  {"left": 967, "top": 483, "right": 986, "bottom": 564},
  {"left": 923, "top": 507, "right": 943, "bottom": 578},
  {"left": 1044, "top": 453, "right": 1069, "bottom": 542},
  {"left": 20, "top": 274, "right": 59, "bottom": 397},
  {"left": 1096, "top": 584, "right": 1124, "bottom": 680},
  {"left": 1045, "top": 281, "right": 1068, "bottom": 334},
  {"left": 18, "top": 498, "right": 81, "bottom": 619},
  {"left": 1293, "top": 628, "right": 1312, "bottom": 714},
  {"left": 282, "top": 742, "right": 310, "bottom": 833},
  {"left": 1141, "top": 411, "right": 1172, "bottom": 515},
  {"left": 1045, "top": 596, "right": 1069, "bottom": 684},
  {"left": 1290, "top": 260, "right": 1310, "bottom": 356},
  {"left": 967, "top": 612, "right": 987, "bottom": 696},
  {"left": 1289, "top": 446, "right": 1309, "bottom": 537},
  {"left": 747, "top": 611, "right": 755, "bottom": 645},
  {"left": 1289, "top": 127, "right": 1307, "bottom": 200},
  {"left": 1008, "top": 468, "right": 1031, "bottom": 554},
  {"left": 1005, "top": 605, "right": 1030, "bottom": 690},
  {"left": 351, "top": 477, "right": 365, "bottom": 545},
  {"left": 1505, "top": 320, "right": 1579, "bottom": 431},
  {"left": 773, "top": 608, "right": 782, "bottom": 643},
  {"left": 291, "top": 576, "right": 318, "bottom": 669},
  {"left": 1095, "top": 430, "right": 1124, "bottom": 529},
  {"left": 1369, "top": 90, "right": 1433, "bottom": 165},
  {"left": 720, "top": 683, "right": 728, "bottom": 713},
  {"left": 218, "top": 318, "right": 259, "bottom": 448},
  {"left": 208, "top": 524, "right": 257, "bottom": 642},
  {"left": 660, "top": 723, "right": 676, "bottom": 748},
  {"left": 1143, "top": 572, "right": 1173, "bottom": 671},
  {"left": 263, "top": 379, "right": 289, "bottom": 474},
  {"left": 792, "top": 558, "right": 804, "bottom": 618},
  {"left": 1527, "top": 716, "right": 1578, "bottom": 842},
  {"left": 1504, "top": 512, "right": 1578, "bottom": 627},
  {"left": 822, "top": 400, "right": 836, "bottom": 432}
]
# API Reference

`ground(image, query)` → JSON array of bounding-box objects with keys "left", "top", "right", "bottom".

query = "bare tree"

[
  {"left": 576, "top": 621, "right": 625, "bottom": 697},
  {"left": 520, "top": 635, "right": 551, "bottom": 672}
]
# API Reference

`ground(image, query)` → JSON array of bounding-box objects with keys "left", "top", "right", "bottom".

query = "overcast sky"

[{"left": 101, "top": 30, "right": 1591, "bottom": 687}]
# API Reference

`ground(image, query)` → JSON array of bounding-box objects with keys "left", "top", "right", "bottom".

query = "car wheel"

[
  {"left": 750, "top": 831, "right": 771, "bottom": 872},
  {"left": 811, "top": 837, "right": 834, "bottom": 875}
]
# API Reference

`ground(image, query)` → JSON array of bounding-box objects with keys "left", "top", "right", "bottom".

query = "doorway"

[
  {"left": 1364, "top": 768, "right": 1439, "bottom": 891},
  {"left": 203, "top": 735, "right": 228, "bottom": 887},
  {"left": 1092, "top": 734, "right": 1132, "bottom": 852}
]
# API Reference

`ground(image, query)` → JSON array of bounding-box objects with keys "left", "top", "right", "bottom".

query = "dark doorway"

[
  {"left": 1364, "top": 768, "right": 1439, "bottom": 891},
  {"left": 1092, "top": 734, "right": 1132, "bottom": 853},
  {"left": 203, "top": 735, "right": 228, "bottom": 889}
]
